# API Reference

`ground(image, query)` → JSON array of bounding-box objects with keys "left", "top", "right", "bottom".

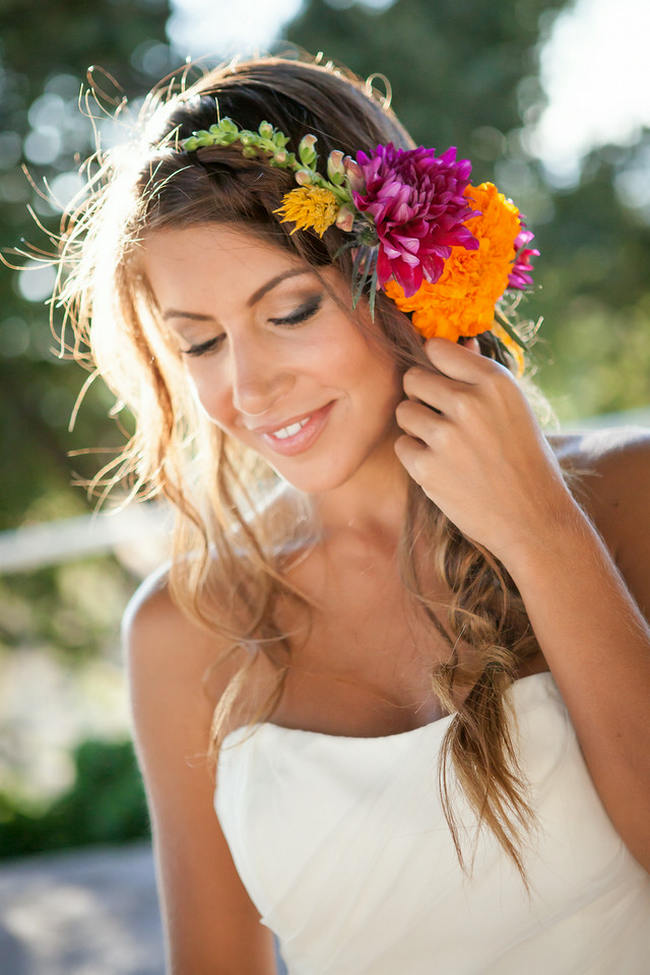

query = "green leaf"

[
  {"left": 352, "top": 247, "right": 373, "bottom": 307},
  {"left": 368, "top": 261, "right": 379, "bottom": 321},
  {"left": 332, "top": 238, "right": 359, "bottom": 261},
  {"left": 494, "top": 311, "right": 528, "bottom": 350}
]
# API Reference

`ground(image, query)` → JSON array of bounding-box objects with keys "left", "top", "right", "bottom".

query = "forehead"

[
  {"left": 141, "top": 223, "right": 297, "bottom": 276},
  {"left": 140, "top": 223, "right": 319, "bottom": 306},
  {"left": 139, "top": 224, "right": 349, "bottom": 322}
]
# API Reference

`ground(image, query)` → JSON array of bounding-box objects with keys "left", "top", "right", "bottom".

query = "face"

[{"left": 141, "top": 223, "right": 404, "bottom": 494}]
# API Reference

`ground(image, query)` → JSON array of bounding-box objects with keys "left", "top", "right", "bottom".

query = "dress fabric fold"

[{"left": 215, "top": 670, "right": 650, "bottom": 974}]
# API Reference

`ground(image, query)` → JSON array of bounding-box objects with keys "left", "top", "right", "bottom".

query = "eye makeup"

[{"left": 180, "top": 293, "right": 324, "bottom": 357}]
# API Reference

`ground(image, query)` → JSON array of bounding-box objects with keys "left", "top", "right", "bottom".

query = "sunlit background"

[{"left": 0, "top": 0, "right": 649, "bottom": 967}]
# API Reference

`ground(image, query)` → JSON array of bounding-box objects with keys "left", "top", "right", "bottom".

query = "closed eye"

[
  {"left": 180, "top": 294, "right": 323, "bottom": 357},
  {"left": 268, "top": 293, "right": 323, "bottom": 326},
  {"left": 181, "top": 334, "right": 225, "bottom": 357}
]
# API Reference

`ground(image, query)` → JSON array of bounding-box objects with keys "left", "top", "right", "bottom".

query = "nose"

[{"left": 228, "top": 331, "right": 295, "bottom": 418}]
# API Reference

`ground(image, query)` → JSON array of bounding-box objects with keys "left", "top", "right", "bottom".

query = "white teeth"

[{"left": 270, "top": 416, "right": 311, "bottom": 439}]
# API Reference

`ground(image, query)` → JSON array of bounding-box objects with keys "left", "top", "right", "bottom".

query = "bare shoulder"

[
  {"left": 122, "top": 558, "right": 207, "bottom": 653},
  {"left": 121, "top": 563, "right": 278, "bottom": 972},
  {"left": 122, "top": 559, "right": 248, "bottom": 709},
  {"left": 546, "top": 423, "right": 650, "bottom": 516},
  {"left": 121, "top": 560, "right": 181, "bottom": 659},
  {"left": 547, "top": 423, "right": 650, "bottom": 461},
  {"left": 121, "top": 557, "right": 247, "bottom": 807},
  {"left": 547, "top": 424, "right": 650, "bottom": 618}
]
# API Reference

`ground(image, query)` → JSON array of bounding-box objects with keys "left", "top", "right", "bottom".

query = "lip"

[
  {"left": 259, "top": 400, "right": 335, "bottom": 456},
  {"left": 248, "top": 404, "right": 327, "bottom": 435}
]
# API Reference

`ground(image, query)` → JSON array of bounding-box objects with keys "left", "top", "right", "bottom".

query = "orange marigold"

[{"left": 383, "top": 182, "right": 522, "bottom": 342}]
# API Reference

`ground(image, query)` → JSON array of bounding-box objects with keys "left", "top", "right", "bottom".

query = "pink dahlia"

[
  {"left": 508, "top": 220, "right": 540, "bottom": 290},
  {"left": 353, "top": 142, "right": 480, "bottom": 297}
]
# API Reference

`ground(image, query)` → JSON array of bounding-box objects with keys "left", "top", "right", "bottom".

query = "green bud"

[
  {"left": 242, "top": 146, "right": 258, "bottom": 158},
  {"left": 239, "top": 130, "right": 257, "bottom": 146},
  {"left": 220, "top": 117, "right": 238, "bottom": 134},
  {"left": 258, "top": 120, "right": 274, "bottom": 139},
  {"left": 327, "top": 150, "right": 346, "bottom": 185},
  {"left": 298, "top": 134, "right": 318, "bottom": 166},
  {"left": 295, "top": 169, "right": 313, "bottom": 186},
  {"left": 204, "top": 125, "right": 229, "bottom": 145},
  {"left": 273, "top": 150, "right": 288, "bottom": 165},
  {"left": 272, "top": 130, "right": 290, "bottom": 148},
  {"left": 182, "top": 136, "right": 199, "bottom": 152}
]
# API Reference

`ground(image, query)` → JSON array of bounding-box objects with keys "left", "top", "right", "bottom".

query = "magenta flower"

[
  {"left": 508, "top": 221, "right": 540, "bottom": 290},
  {"left": 352, "top": 142, "right": 481, "bottom": 297}
]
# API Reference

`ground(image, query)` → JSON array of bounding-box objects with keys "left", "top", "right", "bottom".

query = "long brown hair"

[{"left": 44, "top": 49, "right": 593, "bottom": 892}]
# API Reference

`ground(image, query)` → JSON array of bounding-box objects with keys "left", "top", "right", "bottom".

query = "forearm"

[{"left": 503, "top": 498, "right": 650, "bottom": 868}]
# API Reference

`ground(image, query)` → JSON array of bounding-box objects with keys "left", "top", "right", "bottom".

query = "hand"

[{"left": 393, "top": 336, "right": 578, "bottom": 565}]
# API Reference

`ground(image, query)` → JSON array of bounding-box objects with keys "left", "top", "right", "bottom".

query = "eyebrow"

[{"left": 161, "top": 268, "right": 314, "bottom": 322}]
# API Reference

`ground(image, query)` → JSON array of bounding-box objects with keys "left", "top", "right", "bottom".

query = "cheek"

[
  {"left": 328, "top": 329, "right": 392, "bottom": 383},
  {"left": 342, "top": 340, "right": 403, "bottom": 409},
  {"left": 184, "top": 366, "right": 231, "bottom": 424}
]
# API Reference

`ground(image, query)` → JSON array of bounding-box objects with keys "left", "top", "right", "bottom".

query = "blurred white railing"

[
  {"left": 0, "top": 501, "right": 173, "bottom": 575},
  {"left": 1, "top": 409, "right": 648, "bottom": 575}
]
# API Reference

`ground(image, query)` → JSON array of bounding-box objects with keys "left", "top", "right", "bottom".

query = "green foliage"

[
  {"left": 0, "top": 738, "right": 149, "bottom": 860},
  {"left": 285, "top": 0, "right": 563, "bottom": 170},
  {"left": 0, "top": 6, "right": 175, "bottom": 844},
  {"left": 0, "top": 553, "right": 136, "bottom": 662},
  {"left": 0, "top": 0, "right": 174, "bottom": 533},
  {"left": 524, "top": 138, "right": 650, "bottom": 419},
  {"left": 281, "top": 0, "right": 650, "bottom": 424}
]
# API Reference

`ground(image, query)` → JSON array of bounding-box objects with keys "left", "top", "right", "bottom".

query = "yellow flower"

[
  {"left": 273, "top": 186, "right": 339, "bottom": 237},
  {"left": 384, "top": 182, "right": 522, "bottom": 343}
]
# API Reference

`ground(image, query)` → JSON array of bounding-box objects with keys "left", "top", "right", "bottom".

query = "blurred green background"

[{"left": 1, "top": 0, "right": 649, "bottom": 858}]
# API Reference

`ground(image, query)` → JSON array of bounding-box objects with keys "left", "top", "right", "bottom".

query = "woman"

[{"left": 51, "top": 51, "right": 649, "bottom": 973}]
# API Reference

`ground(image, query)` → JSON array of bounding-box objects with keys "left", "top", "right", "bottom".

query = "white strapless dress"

[{"left": 214, "top": 670, "right": 650, "bottom": 974}]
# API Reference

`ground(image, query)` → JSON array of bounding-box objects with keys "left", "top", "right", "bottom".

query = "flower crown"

[{"left": 180, "top": 115, "right": 540, "bottom": 374}]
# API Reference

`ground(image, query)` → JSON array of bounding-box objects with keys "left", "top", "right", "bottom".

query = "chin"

[
  {"left": 267, "top": 456, "right": 359, "bottom": 495},
  {"left": 269, "top": 469, "right": 350, "bottom": 496}
]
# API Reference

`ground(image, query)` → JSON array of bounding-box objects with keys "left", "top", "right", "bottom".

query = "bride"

[{"left": 52, "top": 50, "right": 649, "bottom": 974}]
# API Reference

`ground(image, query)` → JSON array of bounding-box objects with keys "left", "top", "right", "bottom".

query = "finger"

[
  {"left": 393, "top": 432, "right": 428, "bottom": 476},
  {"left": 395, "top": 398, "right": 443, "bottom": 444},
  {"left": 403, "top": 366, "right": 473, "bottom": 417},
  {"left": 424, "top": 336, "right": 488, "bottom": 382}
]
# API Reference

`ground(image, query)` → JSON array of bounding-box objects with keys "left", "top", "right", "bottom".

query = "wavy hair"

[{"left": 40, "top": 48, "right": 594, "bottom": 893}]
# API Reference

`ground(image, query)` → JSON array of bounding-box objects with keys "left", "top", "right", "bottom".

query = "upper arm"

[
  {"left": 122, "top": 567, "right": 277, "bottom": 975},
  {"left": 573, "top": 425, "right": 650, "bottom": 623}
]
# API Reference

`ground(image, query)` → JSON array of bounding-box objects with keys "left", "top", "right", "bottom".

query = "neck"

[{"left": 311, "top": 438, "right": 411, "bottom": 554}]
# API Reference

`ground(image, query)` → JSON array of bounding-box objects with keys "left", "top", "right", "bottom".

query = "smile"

[
  {"left": 260, "top": 401, "right": 335, "bottom": 456},
  {"left": 271, "top": 416, "right": 312, "bottom": 439}
]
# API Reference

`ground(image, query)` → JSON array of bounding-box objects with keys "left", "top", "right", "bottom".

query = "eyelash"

[{"left": 181, "top": 295, "right": 323, "bottom": 358}]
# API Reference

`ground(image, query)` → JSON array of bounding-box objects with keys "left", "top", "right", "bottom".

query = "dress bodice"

[{"left": 214, "top": 670, "right": 650, "bottom": 974}]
